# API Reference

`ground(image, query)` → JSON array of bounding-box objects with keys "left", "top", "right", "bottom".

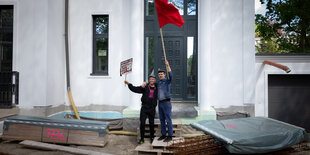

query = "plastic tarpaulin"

[
  {"left": 4, "top": 115, "right": 109, "bottom": 137},
  {"left": 191, "top": 117, "right": 309, "bottom": 154}
]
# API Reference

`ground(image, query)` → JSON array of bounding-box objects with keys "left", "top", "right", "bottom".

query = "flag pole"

[{"left": 159, "top": 28, "right": 169, "bottom": 80}]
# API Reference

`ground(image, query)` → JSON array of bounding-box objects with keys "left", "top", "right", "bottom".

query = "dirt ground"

[
  {"left": 0, "top": 134, "right": 137, "bottom": 155},
  {"left": 0, "top": 125, "right": 309, "bottom": 155}
]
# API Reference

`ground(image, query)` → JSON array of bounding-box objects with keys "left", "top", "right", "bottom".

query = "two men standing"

[{"left": 125, "top": 60, "right": 173, "bottom": 143}]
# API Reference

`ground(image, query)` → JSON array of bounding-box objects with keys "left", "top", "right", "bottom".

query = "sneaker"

[
  {"left": 158, "top": 135, "right": 166, "bottom": 141},
  {"left": 138, "top": 139, "right": 144, "bottom": 144},
  {"left": 150, "top": 137, "right": 154, "bottom": 143},
  {"left": 163, "top": 136, "right": 172, "bottom": 142}
]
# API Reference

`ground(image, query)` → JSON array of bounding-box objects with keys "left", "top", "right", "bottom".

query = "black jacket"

[{"left": 128, "top": 83, "right": 158, "bottom": 109}]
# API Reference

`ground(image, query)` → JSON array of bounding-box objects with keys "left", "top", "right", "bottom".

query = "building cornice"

[{"left": 255, "top": 54, "right": 310, "bottom": 63}]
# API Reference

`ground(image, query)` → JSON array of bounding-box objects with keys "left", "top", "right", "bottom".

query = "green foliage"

[
  {"left": 255, "top": 0, "right": 310, "bottom": 53},
  {"left": 187, "top": 55, "right": 192, "bottom": 75}
]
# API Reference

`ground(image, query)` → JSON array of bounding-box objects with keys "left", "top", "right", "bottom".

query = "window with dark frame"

[
  {"left": 91, "top": 15, "right": 109, "bottom": 76},
  {"left": 0, "top": 5, "right": 13, "bottom": 72}
]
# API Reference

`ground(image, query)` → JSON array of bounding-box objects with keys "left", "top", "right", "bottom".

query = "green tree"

[{"left": 256, "top": 0, "right": 310, "bottom": 53}]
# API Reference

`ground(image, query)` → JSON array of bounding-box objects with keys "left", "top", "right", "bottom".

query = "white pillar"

[
  {"left": 128, "top": 0, "right": 144, "bottom": 110},
  {"left": 198, "top": 0, "right": 212, "bottom": 110}
]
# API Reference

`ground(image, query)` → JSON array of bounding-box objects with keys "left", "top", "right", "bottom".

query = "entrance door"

[
  {"left": 155, "top": 36, "right": 184, "bottom": 99},
  {"left": 144, "top": 0, "right": 198, "bottom": 101}
]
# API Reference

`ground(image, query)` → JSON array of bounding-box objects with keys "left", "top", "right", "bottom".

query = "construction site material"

[
  {"left": 191, "top": 117, "right": 310, "bottom": 154},
  {"left": 20, "top": 140, "right": 106, "bottom": 155},
  {"left": 135, "top": 137, "right": 183, "bottom": 154},
  {"left": 64, "top": 114, "right": 123, "bottom": 130},
  {"left": 50, "top": 111, "right": 123, "bottom": 119},
  {"left": 123, "top": 117, "right": 140, "bottom": 132},
  {"left": 122, "top": 106, "right": 217, "bottom": 125},
  {"left": 181, "top": 107, "right": 216, "bottom": 125},
  {"left": 137, "top": 119, "right": 182, "bottom": 141},
  {"left": 2, "top": 115, "right": 109, "bottom": 147},
  {"left": 216, "top": 111, "right": 250, "bottom": 120},
  {"left": 166, "top": 135, "right": 227, "bottom": 155},
  {"left": 155, "top": 106, "right": 198, "bottom": 118},
  {"left": 152, "top": 137, "right": 184, "bottom": 148},
  {"left": 135, "top": 140, "right": 172, "bottom": 154},
  {"left": 108, "top": 130, "right": 137, "bottom": 136}
]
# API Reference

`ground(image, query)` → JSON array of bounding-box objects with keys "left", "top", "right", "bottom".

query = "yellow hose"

[
  {"left": 68, "top": 90, "right": 80, "bottom": 119},
  {"left": 108, "top": 131, "right": 137, "bottom": 136}
]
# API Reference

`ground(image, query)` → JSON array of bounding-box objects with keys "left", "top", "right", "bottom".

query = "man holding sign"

[{"left": 124, "top": 75, "right": 158, "bottom": 144}]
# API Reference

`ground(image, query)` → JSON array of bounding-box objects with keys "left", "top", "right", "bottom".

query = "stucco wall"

[
  {"left": 7, "top": 0, "right": 256, "bottom": 110},
  {"left": 1, "top": 0, "right": 66, "bottom": 108},
  {"left": 68, "top": 0, "right": 143, "bottom": 108},
  {"left": 198, "top": 0, "right": 255, "bottom": 109}
]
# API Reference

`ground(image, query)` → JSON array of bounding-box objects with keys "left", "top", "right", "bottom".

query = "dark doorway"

[
  {"left": 144, "top": 0, "right": 198, "bottom": 101},
  {"left": 0, "top": 5, "right": 13, "bottom": 72},
  {"left": 268, "top": 74, "right": 310, "bottom": 132}
]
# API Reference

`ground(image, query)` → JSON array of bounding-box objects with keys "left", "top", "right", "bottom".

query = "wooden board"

[
  {"left": 20, "top": 140, "right": 107, "bottom": 155},
  {"left": 42, "top": 127, "right": 69, "bottom": 144},
  {"left": 135, "top": 141, "right": 172, "bottom": 154},
  {"left": 2, "top": 124, "right": 42, "bottom": 141},
  {"left": 3, "top": 124, "right": 108, "bottom": 147},
  {"left": 68, "top": 129, "right": 107, "bottom": 147},
  {"left": 152, "top": 137, "right": 184, "bottom": 148},
  {"left": 137, "top": 119, "right": 183, "bottom": 142}
]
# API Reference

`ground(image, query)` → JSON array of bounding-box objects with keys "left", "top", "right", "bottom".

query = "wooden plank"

[
  {"left": 20, "top": 140, "right": 107, "bottom": 155},
  {"left": 67, "top": 129, "right": 107, "bottom": 147},
  {"left": 135, "top": 141, "right": 172, "bottom": 154},
  {"left": 42, "top": 127, "right": 69, "bottom": 144},
  {"left": 152, "top": 137, "right": 184, "bottom": 148},
  {"left": 137, "top": 128, "right": 183, "bottom": 142},
  {"left": 143, "top": 126, "right": 182, "bottom": 131},
  {"left": 2, "top": 124, "right": 42, "bottom": 141},
  {"left": 3, "top": 115, "right": 109, "bottom": 147}
]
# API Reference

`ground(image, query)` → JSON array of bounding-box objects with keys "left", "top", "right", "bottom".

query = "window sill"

[{"left": 89, "top": 73, "right": 111, "bottom": 79}]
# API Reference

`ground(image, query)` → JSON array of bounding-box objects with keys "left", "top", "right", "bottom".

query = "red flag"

[{"left": 155, "top": 0, "right": 184, "bottom": 28}]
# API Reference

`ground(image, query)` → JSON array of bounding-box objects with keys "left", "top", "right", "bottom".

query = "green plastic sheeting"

[
  {"left": 4, "top": 115, "right": 109, "bottom": 137},
  {"left": 191, "top": 117, "right": 309, "bottom": 154}
]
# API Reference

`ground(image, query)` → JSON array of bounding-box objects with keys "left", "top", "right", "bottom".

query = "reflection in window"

[
  {"left": 146, "top": 0, "right": 155, "bottom": 16},
  {"left": 169, "top": 0, "right": 184, "bottom": 15},
  {"left": 0, "top": 5, "right": 13, "bottom": 72},
  {"left": 92, "top": 15, "right": 109, "bottom": 75},
  {"left": 187, "top": 37, "right": 196, "bottom": 98},
  {"left": 96, "top": 38, "right": 108, "bottom": 73},
  {"left": 187, "top": 0, "right": 196, "bottom": 15},
  {"left": 145, "top": 37, "right": 154, "bottom": 80},
  {"left": 95, "top": 16, "right": 108, "bottom": 34}
]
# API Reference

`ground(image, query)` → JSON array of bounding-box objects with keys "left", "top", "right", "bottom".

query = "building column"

[
  {"left": 198, "top": 0, "right": 211, "bottom": 110},
  {"left": 128, "top": 0, "right": 144, "bottom": 110}
]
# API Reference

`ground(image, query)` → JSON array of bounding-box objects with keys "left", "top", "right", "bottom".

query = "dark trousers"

[
  {"left": 140, "top": 106, "right": 155, "bottom": 140},
  {"left": 158, "top": 101, "right": 173, "bottom": 136}
]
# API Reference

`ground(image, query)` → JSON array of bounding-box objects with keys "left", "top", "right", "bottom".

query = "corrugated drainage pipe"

[
  {"left": 263, "top": 60, "right": 291, "bottom": 73},
  {"left": 65, "top": 0, "right": 80, "bottom": 119}
]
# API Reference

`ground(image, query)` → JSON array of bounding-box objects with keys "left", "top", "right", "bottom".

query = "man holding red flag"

[
  {"left": 155, "top": 0, "right": 184, "bottom": 142},
  {"left": 143, "top": 0, "right": 184, "bottom": 142}
]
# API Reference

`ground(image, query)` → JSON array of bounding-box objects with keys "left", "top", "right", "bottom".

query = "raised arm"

[
  {"left": 125, "top": 81, "right": 144, "bottom": 94},
  {"left": 165, "top": 60, "right": 172, "bottom": 81}
]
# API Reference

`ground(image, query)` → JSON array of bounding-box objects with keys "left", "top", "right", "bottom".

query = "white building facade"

[{"left": 1, "top": 0, "right": 258, "bottom": 114}]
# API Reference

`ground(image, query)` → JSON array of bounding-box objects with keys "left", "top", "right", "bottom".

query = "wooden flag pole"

[
  {"left": 159, "top": 28, "right": 169, "bottom": 80},
  {"left": 125, "top": 73, "right": 127, "bottom": 87}
]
